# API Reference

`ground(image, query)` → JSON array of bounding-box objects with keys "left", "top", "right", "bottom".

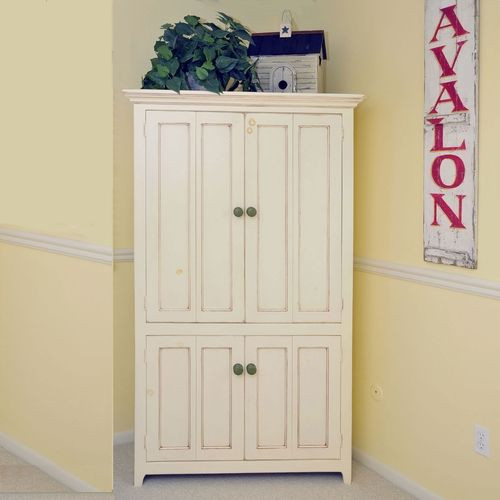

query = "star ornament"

[{"left": 280, "top": 23, "right": 292, "bottom": 38}]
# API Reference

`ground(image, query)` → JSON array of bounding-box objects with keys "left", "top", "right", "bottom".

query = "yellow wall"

[
  {"left": 113, "top": 263, "right": 135, "bottom": 434},
  {"left": 0, "top": 245, "right": 113, "bottom": 491},
  {"left": 330, "top": 0, "right": 500, "bottom": 282},
  {"left": 113, "top": 1, "right": 500, "bottom": 498},
  {"left": 0, "top": 0, "right": 114, "bottom": 491},
  {"left": 329, "top": 1, "right": 500, "bottom": 498},
  {"left": 0, "top": 0, "right": 113, "bottom": 246}
]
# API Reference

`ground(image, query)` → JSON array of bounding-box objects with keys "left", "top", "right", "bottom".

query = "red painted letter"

[
  {"left": 431, "top": 193, "right": 466, "bottom": 228},
  {"left": 431, "top": 155, "right": 466, "bottom": 188},
  {"left": 430, "top": 5, "right": 470, "bottom": 42},
  {"left": 431, "top": 40, "right": 467, "bottom": 77},
  {"left": 429, "top": 81, "right": 468, "bottom": 114},
  {"left": 427, "top": 118, "right": 466, "bottom": 151}
]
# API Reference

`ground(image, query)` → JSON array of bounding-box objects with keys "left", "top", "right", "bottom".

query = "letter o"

[{"left": 431, "top": 154, "right": 465, "bottom": 189}]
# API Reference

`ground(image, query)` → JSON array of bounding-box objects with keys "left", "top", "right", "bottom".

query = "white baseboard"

[
  {"left": 114, "top": 430, "right": 134, "bottom": 445},
  {"left": 353, "top": 448, "right": 442, "bottom": 500},
  {"left": 0, "top": 431, "right": 98, "bottom": 492}
]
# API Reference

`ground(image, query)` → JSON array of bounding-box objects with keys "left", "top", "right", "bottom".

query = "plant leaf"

[
  {"left": 203, "top": 47, "right": 216, "bottom": 61},
  {"left": 234, "top": 29, "right": 252, "bottom": 43},
  {"left": 161, "top": 22, "right": 174, "bottom": 29},
  {"left": 203, "top": 34, "right": 215, "bottom": 44},
  {"left": 144, "top": 70, "right": 166, "bottom": 87},
  {"left": 203, "top": 77, "right": 223, "bottom": 94},
  {"left": 192, "top": 49, "right": 203, "bottom": 62},
  {"left": 165, "top": 76, "right": 182, "bottom": 93},
  {"left": 215, "top": 55, "right": 238, "bottom": 72},
  {"left": 195, "top": 66, "right": 209, "bottom": 80},
  {"left": 156, "top": 64, "right": 170, "bottom": 77},
  {"left": 175, "top": 22, "right": 194, "bottom": 36},
  {"left": 156, "top": 44, "right": 173, "bottom": 60},
  {"left": 166, "top": 58, "right": 180, "bottom": 75},
  {"left": 211, "top": 29, "right": 227, "bottom": 39},
  {"left": 202, "top": 60, "right": 215, "bottom": 71},
  {"left": 163, "top": 30, "right": 177, "bottom": 47},
  {"left": 184, "top": 15, "right": 200, "bottom": 27}
]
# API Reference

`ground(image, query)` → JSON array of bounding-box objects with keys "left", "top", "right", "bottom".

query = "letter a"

[
  {"left": 429, "top": 81, "right": 468, "bottom": 114},
  {"left": 431, "top": 5, "right": 469, "bottom": 42}
]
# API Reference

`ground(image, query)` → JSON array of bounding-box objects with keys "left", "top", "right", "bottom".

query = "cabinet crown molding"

[{"left": 123, "top": 89, "right": 364, "bottom": 109}]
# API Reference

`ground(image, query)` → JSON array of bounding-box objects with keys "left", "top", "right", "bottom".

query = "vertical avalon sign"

[{"left": 424, "top": 0, "right": 478, "bottom": 268}]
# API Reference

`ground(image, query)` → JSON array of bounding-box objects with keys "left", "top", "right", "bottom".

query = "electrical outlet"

[{"left": 474, "top": 425, "right": 490, "bottom": 457}]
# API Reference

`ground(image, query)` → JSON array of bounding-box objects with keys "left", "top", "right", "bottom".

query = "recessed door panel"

[
  {"left": 146, "top": 337, "right": 196, "bottom": 461},
  {"left": 145, "top": 112, "right": 196, "bottom": 322},
  {"left": 197, "top": 114, "right": 245, "bottom": 322},
  {"left": 245, "top": 114, "right": 293, "bottom": 323},
  {"left": 245, "top": 337, "right": 293, "bottom": 459},
  {"left": 293, "top": 115, "right": 343, "bottom": 322},
  {"left": 197, "top": 337, "right": 244, "bottom": 460},
  {"left": 292, "top": 336, "right": 341, "bottom": 459}
]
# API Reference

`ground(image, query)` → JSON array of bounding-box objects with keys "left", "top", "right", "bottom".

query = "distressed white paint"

[
  {"left": 125, "top": 90, "right": 363, "bottom": 487},
  {"left": 424, "top": 0, "right": 479, "bottom": 268},
  {"left": 245, "top": 114, "right": 293, "bottom": 322}
]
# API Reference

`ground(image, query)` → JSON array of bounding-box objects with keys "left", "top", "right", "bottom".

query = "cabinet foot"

[
  {"left": 134, "top": 471, "right": 144, "bottom": 487},
  {"left": 342, "top": 468, "right": 352, "bottom": 485}
]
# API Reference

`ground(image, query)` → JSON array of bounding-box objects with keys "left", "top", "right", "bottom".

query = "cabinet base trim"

[{"left": 141, "top": 458, "right": 350, "bottom": 475}]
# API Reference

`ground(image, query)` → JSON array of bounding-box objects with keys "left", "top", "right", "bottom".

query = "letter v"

[{"left": 431, "top": 40, "right": 467, "bottom": 78}]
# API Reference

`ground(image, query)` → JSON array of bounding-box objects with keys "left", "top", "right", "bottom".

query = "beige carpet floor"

[
  {"left": 0, "top": 445, "right": 71, "bottom": 494},
  {"left": 0, "top": 443, "right": 415, "bottom": 499}
]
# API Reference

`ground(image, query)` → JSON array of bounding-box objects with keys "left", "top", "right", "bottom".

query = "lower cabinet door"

[
  {"left": 292, "top": 336, "right": 342, "bottom": 459},
  {"left": 196, "top": 336, "right": 245, "bottom": 460},
  {"left": 146, "top": 336, "right": 196, "bottom": 461},
  {"left": 245, "top": 337, "right": 293, "bottom": 459},
  {"left": 146, "top": 335, "right": 340, "bottom": 463}
]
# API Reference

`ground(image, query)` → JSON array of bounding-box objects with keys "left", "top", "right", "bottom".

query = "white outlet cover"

[{"left": 474, "top": 424, "right": 490, "bottom": 457}]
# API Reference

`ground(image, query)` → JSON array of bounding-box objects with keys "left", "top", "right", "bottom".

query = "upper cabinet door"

[
  {"left": 245, "top": 114, "right": 293, "bottom": 323},
  {"left": 145, "top": 111, "right": 196, "bottom": 322},
  {"left": 293, "top": 115, "right": 343, "bottom": 323},
  {"left": 196, "top": 113, "right": 245, "bottom": 322}
]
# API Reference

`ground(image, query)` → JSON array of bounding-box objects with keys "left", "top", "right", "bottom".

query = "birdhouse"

[{"left": 248, "top": 30, "right": 327, "bottom": 93}]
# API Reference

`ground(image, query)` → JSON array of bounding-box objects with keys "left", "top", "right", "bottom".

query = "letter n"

[{"left": 431, "top": 193, "right": 466, "bottom": 228}]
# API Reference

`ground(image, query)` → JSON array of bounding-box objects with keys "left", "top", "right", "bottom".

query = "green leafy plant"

[{"left": 142, "top": 12, "right": 261, "bottom": 93}]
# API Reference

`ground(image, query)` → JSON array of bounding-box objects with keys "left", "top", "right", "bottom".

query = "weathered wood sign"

[{"left": 424, "top": 0, "right": 478, "bottom": 268}]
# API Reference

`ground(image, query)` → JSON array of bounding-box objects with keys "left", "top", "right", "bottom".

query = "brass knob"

[
  {"left": 233, "top": 207, "right": 244, "bottom": 217},
  {"left": 233, "top": 363, "right": 244, "bottom": 376},
  {"left": 246, "top": 207, "right": 257, "bottom": 217},
  {"left": 246, "top": 363, "right": 257, "bottom": 375}
]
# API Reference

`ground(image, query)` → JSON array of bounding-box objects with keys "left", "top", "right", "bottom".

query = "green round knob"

[
  {"left": 246, "top": 207, "right": 257, "bottom": 217},
  {"left": 233, "top": 363, "right": 244, "bottom": 376},
  {"left": 233, "top": 207, "right": 244, "bottom": 217},
  {"left": 246, "top": 363, "right": 257, "bottom": 375}
]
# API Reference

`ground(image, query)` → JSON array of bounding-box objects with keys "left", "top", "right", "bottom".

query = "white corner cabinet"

[{"left": 125, "top": 90, "right": 363, "bottom": 486}]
